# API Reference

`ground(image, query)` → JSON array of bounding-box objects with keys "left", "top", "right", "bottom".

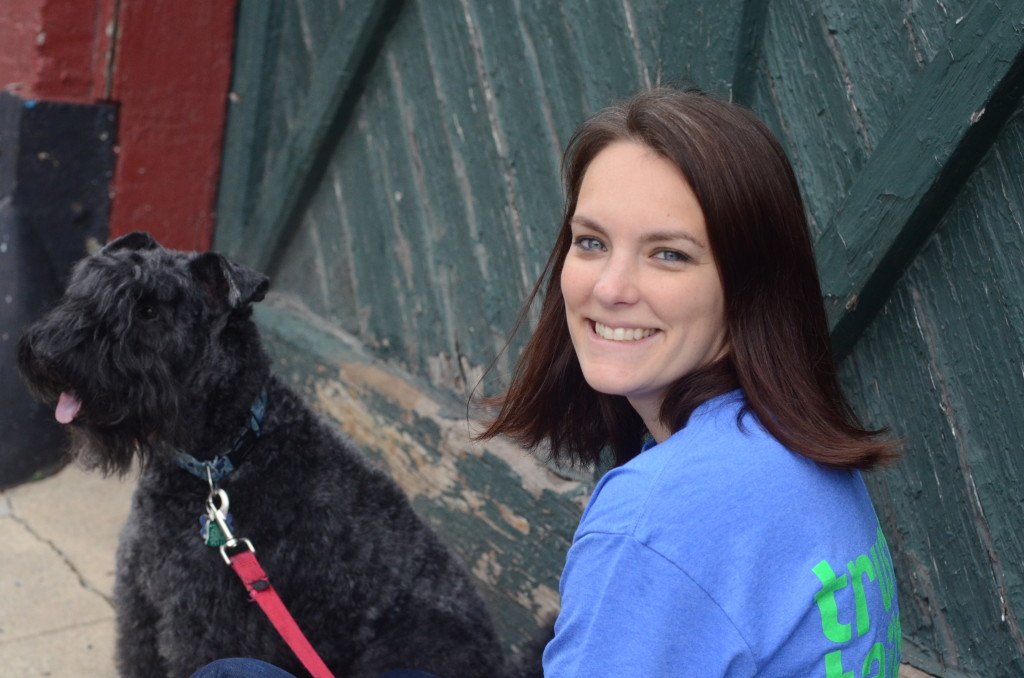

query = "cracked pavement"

[{"left": 0, "top": 464, "right": 135, "bottom": 677}]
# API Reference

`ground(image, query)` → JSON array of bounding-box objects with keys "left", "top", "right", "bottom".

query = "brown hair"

[{"left": 478, "top": 87, "right": 897, "bottom": 470}]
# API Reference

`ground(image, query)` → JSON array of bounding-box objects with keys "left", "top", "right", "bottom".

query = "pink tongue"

[{"left": 56, "top": 392, "right": 82, "bottom": 424}]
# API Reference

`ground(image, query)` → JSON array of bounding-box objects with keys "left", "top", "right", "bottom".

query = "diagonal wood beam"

[
  {"left": 817, "top": 3, "right": 1024, "bottom": 359},
  {"left": 234, "top": 0, "right": 404, "bottom": 274},
  {"left": 215, "top": 0, "right": 284, "bottom": 257}
]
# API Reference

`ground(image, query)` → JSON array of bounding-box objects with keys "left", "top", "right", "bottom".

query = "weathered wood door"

[{"left": 216, "top": 1, "right": 1024, "bottom": 674}]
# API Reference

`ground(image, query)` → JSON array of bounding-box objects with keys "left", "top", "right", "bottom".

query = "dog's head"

[{"left": 17, "top": 232, "right": 269, "bottom": 474}]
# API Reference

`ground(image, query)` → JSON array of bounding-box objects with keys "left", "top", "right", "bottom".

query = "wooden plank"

[
  {"left": 817, "top": 3, "right": 1024, "bottom": 358},
  {"left": 817, "top": 0, "right": 919, "bottom": 144},
  {"left": 269, "top": 206, "right": 336, "bottom": 322},
  {"left": 656, "top": 0, "right": 762, "bottom": 102},
  {"left": 295, "top": 0, "right": 342, "bottom": 54},
  {"left": 839, "top": 109, "right": 1024, "bottom": 670},
  {"left": 468, "top": 0, "right": 568, "bottom": 275},
  {"left": 731, "top": 0, "right": 771, "bottom": 105},
  {"left": 761, "top": 0, "right": 874, "bottom": 235},
  {"left": 361, "top": 60, "right": 442, "bottom": 371},
  {"left": 897, "top": 0, "right": 974, "bottom": 67},
  {"left": 234, "top": 0, "right": 404, "bottom": 273},
  {"left": 214, "top": 1, "right": 283, "bottom": 255},
  {"left": 331, "top": 98, "right": 408, "bottom": 358},
  {"left": 106, "top": 0, "right": 237, "bottom": 251},
  {"left": 414, "top": 1, "right": 542, "bottom": 353},
  {"left": 515, "top": 0, "right": 589, "bottom": 147},
  {"left": 562, "top": 0, "right": 645, "bottom": 109},
  {"left": 377, "top": 15, "right": 491, "bottom": 390},
  {"left": 274, "top": 2, "right": 315, "bottom": 140}
]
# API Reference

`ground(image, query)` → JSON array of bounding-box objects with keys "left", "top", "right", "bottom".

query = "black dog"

[{"left": 18, "top": 232, "right": 505, "bottom": 677}]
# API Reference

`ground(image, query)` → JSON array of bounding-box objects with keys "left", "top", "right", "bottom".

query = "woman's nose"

[{"left": 592, "top": 256, "right": 640, "bottom": 306}]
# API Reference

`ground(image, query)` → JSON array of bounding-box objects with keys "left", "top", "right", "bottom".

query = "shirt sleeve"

[{"left": 543, "top": 532, "right": 756, "bottom": 677}]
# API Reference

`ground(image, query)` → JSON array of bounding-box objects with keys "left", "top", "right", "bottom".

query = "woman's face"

[{"left": 560, "top": 141, "right": 729, "bottom": 441}]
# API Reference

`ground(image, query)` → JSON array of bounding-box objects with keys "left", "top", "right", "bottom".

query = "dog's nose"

[
  {"left": 16, "top": 331, "right": 39, "bottom": 369},
  {"left": 17, "top": 327, "right": 62, "bottom": 378}
]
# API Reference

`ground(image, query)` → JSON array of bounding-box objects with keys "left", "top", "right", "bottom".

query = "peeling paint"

[
  {"left": 514, "top": 582, "right": 560, "bottom": 618},
  {"left": 306, "top": 338, "right": 583, "bottom": 500},
  {"left": 338, "top": 360, "right": 439, "bottom": 416},
  {"left": 313, "top": 378, "right": 455, "bottom": 501},
  {"left": 473, "top": 549, "right": 504, "bottom": 584},
  {"left": 497, "top": 501, "right": 530, "bottom": 535}
]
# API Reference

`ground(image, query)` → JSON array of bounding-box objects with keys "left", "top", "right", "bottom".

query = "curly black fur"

[{"left": 18, "top": 233, "right": 508, "bottom": 677}]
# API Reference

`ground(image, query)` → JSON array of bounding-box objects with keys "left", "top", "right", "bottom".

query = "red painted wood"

[
  {"left": 0, "top": 0, "right": 45, "bottom": 96},
  {"left": 107, "top": 0, "right": 238, "bottom": 251},
  {"left": 0, "top": 0, "right": 109, "bottom": 103},
  {"left": 32, "top": 0, "right": 108, "bottom": 102}
]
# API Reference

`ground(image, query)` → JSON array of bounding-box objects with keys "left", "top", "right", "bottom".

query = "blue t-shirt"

[{"left": 543, "top": 390, "right": 900, "bottom": 677}]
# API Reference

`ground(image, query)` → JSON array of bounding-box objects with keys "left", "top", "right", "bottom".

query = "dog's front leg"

[{"left": 113, "top": 532, "right": 170, "bottom": 676}]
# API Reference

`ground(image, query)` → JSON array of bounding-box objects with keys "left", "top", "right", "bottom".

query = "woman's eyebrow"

[{"left": 570, "top": 215, "right": 706, "bottom": 249}]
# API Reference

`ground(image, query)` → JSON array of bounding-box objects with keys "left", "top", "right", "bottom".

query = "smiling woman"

[
  {"left": 561, "top": 141, "right": 728, "bottom": 442},
  {"left": 478, "top": 87, "right": 903, "bottom": 677}
]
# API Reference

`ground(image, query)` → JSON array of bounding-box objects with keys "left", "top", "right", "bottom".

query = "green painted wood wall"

[{"left": 216, "top": 1, "right": 1024, "bottom": 674}]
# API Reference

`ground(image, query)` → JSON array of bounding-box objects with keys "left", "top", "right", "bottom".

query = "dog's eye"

[{"left": 138, "top": 304, "right": 159, "bottom": 321}]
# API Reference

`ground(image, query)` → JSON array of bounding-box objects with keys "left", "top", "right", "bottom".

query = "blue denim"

[
  {"left": 189, "top": 658, "right": 438, "bottom": 678},
  {"left": 190, "top": 659, "right": 296, "bottom": 678}
]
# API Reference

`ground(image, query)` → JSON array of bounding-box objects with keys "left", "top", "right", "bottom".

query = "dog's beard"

[
  {"left": 66, "top": 423, "right": 156, "bottom": 477},
  {"left": 22, "top": 349, "right": 189, "bottom": 476}
]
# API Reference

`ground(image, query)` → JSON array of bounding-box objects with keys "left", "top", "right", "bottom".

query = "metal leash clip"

[{"left": 206, "top": 487, "right": 255, "bottom": 565}]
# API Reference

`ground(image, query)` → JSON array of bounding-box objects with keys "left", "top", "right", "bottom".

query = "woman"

[{"left": 478, "top": 87, "right": 901, "bottom": 676}]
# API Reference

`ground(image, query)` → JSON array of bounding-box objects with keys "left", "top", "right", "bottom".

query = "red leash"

[
  {"left": 207, "top": 488, "right": 336, "bottom": 678},
  {"left": 227, "top": 548, "right": 335, "bottom": 678}
]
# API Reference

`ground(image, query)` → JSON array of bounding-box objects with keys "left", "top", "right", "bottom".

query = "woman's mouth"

[{"left": 592, "top": 321, "right": 658, "bottom": 342}]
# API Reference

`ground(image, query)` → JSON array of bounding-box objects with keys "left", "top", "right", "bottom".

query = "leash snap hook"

[
  {"left": 206, "top": 488, "right": 235, "bottom": 541},
  {"left": 206, "top": 488, "right": 256, "bottom": 565}
]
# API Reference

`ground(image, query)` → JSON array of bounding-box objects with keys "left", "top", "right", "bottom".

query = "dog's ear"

[
  {"left": 101, "top": 232, "right": 161, "bottom": 254},
  {"left": 190, "top": 252, "right": 270, "bottom": 313}
]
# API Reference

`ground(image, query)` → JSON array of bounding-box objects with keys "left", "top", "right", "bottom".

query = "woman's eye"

[
  {"left": 653, "top": 249, "right": 690, "bottom": 263},
  {"left": 573, "top": 236, "right": 605, "bottom": 252}
]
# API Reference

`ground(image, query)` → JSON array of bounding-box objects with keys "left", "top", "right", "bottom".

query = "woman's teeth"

[{"left": 594, "top": 321, "right": 656, "bottom": 342}]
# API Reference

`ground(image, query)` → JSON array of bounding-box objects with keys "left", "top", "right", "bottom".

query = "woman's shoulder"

[
  {"left": 577, "top": 390, "right": 876, "bottom": 550},
  {"left": 572, "top": 391, "right": 895, "bottom": 669},
  {"left": 647, "top": 389, "right": 868, "bottom": 506}
]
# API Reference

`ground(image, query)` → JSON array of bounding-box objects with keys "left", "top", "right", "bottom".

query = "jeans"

[{"left": 190, "top": 658, "right": 438, "bottom": 678}]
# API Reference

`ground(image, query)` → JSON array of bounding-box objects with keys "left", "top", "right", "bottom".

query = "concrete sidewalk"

[{"left": 0, "top": 464, "right": 135, "bottom": 677}]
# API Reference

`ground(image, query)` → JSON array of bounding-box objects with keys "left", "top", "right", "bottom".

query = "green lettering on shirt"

[
  {"left": 824, "top": 650, "right": 855, "bottom": 678},
  {"left": 813, "top": 560, "right": 852, "bottom": 643},
  {"left": 847, "top": 554, "right": 876, "bottom": 636},
  {"left": 812, "top": 524, "right": 901, "bottom": 678},
  {"left": 862, "top": 642, "right": 885, "bottom": 678}
]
